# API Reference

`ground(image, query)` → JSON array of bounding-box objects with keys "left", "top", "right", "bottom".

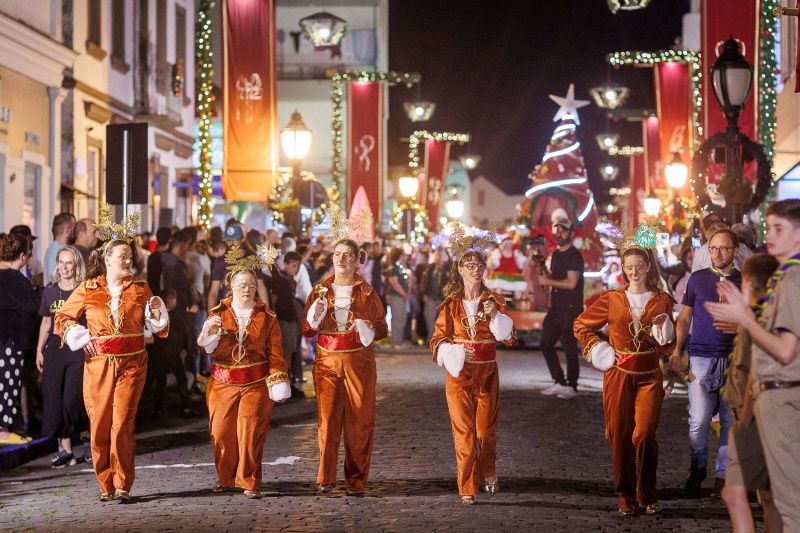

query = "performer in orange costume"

[
  {"left": 431, "top": 244, "right": 517, "bottom": 505},
  {"left": 55, "top": 205, "right": 169, "bottom": 501},
  {"left": 197, "top": 244, "right": 290, "bottom": 499},
  {"left": 574, "top": 242, "right": 676, "bottom": 516},
  {"left": 303, "top": 237, "right": 387, "bottom": 496}
]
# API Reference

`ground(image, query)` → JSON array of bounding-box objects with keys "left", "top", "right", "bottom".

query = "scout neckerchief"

[{"left": 709, "top": 264, "right": 737, "bottom": 280}]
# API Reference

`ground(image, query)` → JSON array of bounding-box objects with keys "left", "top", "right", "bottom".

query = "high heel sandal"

[
  {"left": 483, "top": 478, "right": 499, "bottom": 495},
  {"left": 461, "top": 495, "right": 476, "bottom": 505}
]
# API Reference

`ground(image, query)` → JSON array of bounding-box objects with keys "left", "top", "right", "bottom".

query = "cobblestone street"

[{"left": 1, "top": 349, "right": 737, "bottom": 532}]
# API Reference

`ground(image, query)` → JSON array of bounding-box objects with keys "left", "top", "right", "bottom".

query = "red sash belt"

[
  {"left": 91, "top": 335, "right": 145, "bottom": 357},
  {"left": 318, "top": 331, "right": 363, "bottom": 353},
  {"left": 454, "top": 341, "right": 496, "bottom": 362},
  {"left": 615, "top": 351, "right": 660, "bottom": 374},
  {"left": 211, "top": 362, "right": 268, "bottom": 385}
]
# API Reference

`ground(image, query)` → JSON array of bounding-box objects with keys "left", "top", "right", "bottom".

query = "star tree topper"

[{"left": 548, "top": 83, "right": 590, "bottom": 125}]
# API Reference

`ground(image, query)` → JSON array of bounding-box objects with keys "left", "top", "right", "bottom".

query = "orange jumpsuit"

[
  {"left": 430, "top": 290, "right": 517, "bottom": 496},
  {"left": 302, "top": 275, "right": 387, "bottom": 492},
  {"left": 202, "top": 297, "right": 288, "bottom": 492},
  {"left": 573, "top": 289, "right": 675, "bottom": 509},
  {"left": 55, "top": 275, "right": 168, "bottom": 494}
]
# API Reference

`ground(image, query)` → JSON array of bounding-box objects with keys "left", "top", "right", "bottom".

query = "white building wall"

[{"left": 470, "top": 175, "right": 525, "bottom": 227}]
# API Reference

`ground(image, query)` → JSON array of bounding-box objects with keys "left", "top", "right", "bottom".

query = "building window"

[
  {"left": 780, "top": 14, "right": 796, "bottom": 91},
  {"left": 477, "top": 189, "right": 485, "bottom": 206},
  {"left": 86, "top": 0, "right": 106, "bottom": 60},
  {"left": 175, "top": 5, "right": 186, "bottom": 100},
  {"left": 87, "top": 141, "right": 102, "bottom": 219},
  {"left": 155, "top": 0, "right": 167, "bottom": 94},
  {"left": 111, "top": 0, "right": 129, "bottom": 72},
  {"left": 23, "top": 162, "right": 42, "bottom": 238}
]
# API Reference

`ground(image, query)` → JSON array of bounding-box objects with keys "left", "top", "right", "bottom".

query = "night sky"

[{"left": 387, "top": 0, "right": 690, "bottom": 201}]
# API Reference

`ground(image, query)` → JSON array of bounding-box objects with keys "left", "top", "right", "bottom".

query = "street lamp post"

[
  {"left": 711, "top": 37, "right": 754, "bottom": 223},
  {"left": 280, "top": 111, "right": 312, "bottom": 234},
  {"left": 445, "top": 191, "right": 465, "bottom": 220},
  {"left": 397, "top": 175, "right": 419, "bottom": 239}
]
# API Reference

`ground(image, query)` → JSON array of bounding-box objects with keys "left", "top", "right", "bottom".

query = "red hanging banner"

[
  {"left": 643, "top": 116, "right": 661, "bottom": 192},
  {"left": 655, "top": 62, "right": 692, "bottom": 192},
  {"left": 422, "top": 140, "right": 451, "bottom": 225},
  {"left": 701, "top": 0, "right": 758, "bottom": 140},
  {"left": 222, "top": 0, "right": 278, "bottom": 201},
  {"left": 629, "top": 153, "right": 646, "bottom": 226},
  {"left": 347, "top": 81, "right": 384, "bottom": 221}
]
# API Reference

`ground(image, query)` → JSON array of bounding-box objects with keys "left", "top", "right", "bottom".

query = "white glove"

[
  {"left": 436, "top": 342, "right": 466, "bottom": 378},
  {"left": 306, "top": 297, "right": 328, "bottom": 329},
  {"left": 145, "top": 299, "right": 169, "bottom": 333},
  {"left": 197, "top": 317, "right": 222, "bottom": 352},
  {"left": 589, "top": 341, "right": 615, "bottom": 372},
  {"left": 489, "top": 312, "right": 513, "bottom": 342},
  {"left": 269, "top": 381, "right": 291, "bottom": 402},
  {"left": 651, "top": 313, "right": 675, "bottom": 346},
  {"left": 64, "top": 325, "right": 91, "bottom": 351},
  {"left": 353, "top": 319, "right": 375, "bottom": 346}
]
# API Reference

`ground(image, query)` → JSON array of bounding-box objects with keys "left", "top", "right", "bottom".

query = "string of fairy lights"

[
  {"left": 329, "top": 71, "right": 421, "bottom": 207},
  {"left": 407, "top": 131, "right": 471, "bottom": 174},
  {"left": 195, "top": 0, "right": 214, "bottom": 231},
  {"left": 758, "top": 0, "right": 779, "bottom": 240}
]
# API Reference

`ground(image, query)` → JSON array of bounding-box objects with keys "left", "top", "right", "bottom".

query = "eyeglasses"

[
  {"left": 708, "top": 246, "right": 735, "bottom": 254},
  {"left": 461, "top": 263, "right": 484, "bottom": 272}
]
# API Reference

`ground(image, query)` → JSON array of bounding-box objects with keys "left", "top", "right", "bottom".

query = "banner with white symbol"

[
  {"left": 223, "top": 0, "right": 278, "bottom": 200},
  {"left": 422, "top": 140, "right": 451, "bottom": 226},
  {"left": 347, "top": 81, "right": 384, "bottom": 220}
]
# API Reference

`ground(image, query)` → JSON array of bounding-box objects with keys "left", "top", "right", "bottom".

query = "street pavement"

[{"left": 0, "top": 348, "right": 742, "bottom": 532}]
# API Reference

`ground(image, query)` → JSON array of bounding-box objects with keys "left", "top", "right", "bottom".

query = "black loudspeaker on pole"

[{"left": 106, "top": 123, "right": 149, "bottom": 210}]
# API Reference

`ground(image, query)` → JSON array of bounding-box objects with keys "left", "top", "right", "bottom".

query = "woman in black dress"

[
  {"left": 0, "top": 232, "right": 40, "bottom": 445},
  {"left": 35, "top": 245, "right": 88, "bottom": 467}
]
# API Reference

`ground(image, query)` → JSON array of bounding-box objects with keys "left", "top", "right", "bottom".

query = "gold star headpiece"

[
  {"left": 327, "top": 204, "right": 374, "bottom": 245},
  {"left": 225, "top": 243, "right": 280, "bottom": 275},
  {"left": 446, "top": 222, "right": 501, "bottom": 259},
  {"left": 96, "top": 202, "right": 140, "bottom": 251}
]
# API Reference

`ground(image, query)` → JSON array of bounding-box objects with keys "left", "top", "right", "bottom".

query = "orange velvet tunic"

[
  {"left": 302, "top": 275, "right": 388, "bottom": 345},
  {"left": 55, "top": 275, "right": 169, "bottom": 352},
  {"left": 573, "top": 289, "right": 676, "bottom": 373},
  {"left": 430, "top": 289, "right": 518, "bottom": 360},
  {"left": 204, "top": 297, "right": 289, "bottom": 386}
]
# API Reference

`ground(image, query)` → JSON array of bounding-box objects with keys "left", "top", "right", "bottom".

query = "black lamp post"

[{"left": 710, "top": 37, "right": 755, "bottom": 224}]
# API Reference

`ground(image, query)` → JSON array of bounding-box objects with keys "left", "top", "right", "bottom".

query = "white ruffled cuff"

[
  {"left": 268, "top": 381, "right": 291, "bottom": 402},
  {"left": 65, "top": 325, "right": 91, "bottom": 351},
  {"left": 436, "top": 342, "right": 466, "bottom": 378},
  {"left": 146, "top": 300, "right": 169, "bottom": 333},
  {"left": 197, "top": 331, "right": 221, "bottom": 353},
  {"left": 305, "top": 298, "right": 328, "bottom": 329},
  {"left": 489, "top": 312, "right": 513, "bottom": 342},
  {"left": 589, "top": 341, "right": 615, "bottom": 372},
  {"left": 651, "top": 314, "right": 675, "bottom": 346},
  {"left": 353, "top": 319, "right": 375, "bottom": 346}
]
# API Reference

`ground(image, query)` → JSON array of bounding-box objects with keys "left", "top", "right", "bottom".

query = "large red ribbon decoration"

[
  {"left": 223, "top": 0, "right": 278, "bottom": 201},
  {"left": 655, "top": 62, "right": 692, "bottom": 193},
  {"left": 347, "top": 81, "right": 384, "bottom": 221},
  {"left": 701, "top": 0, "right": 758, "bottom": 183},
  {"left": 422, "top": 140, "right": 451, "bottom": 225}
]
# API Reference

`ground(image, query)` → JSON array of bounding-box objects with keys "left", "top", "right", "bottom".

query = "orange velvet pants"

[
  {"left": 206, "top": 378, "right": 273, "bottom": 491},
  {"left": 83, "top": 352, "right": 148, "bottom": 494},
  {"left": 445, "top": 361, "right": 499, "bottom": 496},
  {"left": 313, "top": 347, "right": 376, "bottom": 491},
  {"left": 602, "top": 366, "right": 664, "bottom": 508}
]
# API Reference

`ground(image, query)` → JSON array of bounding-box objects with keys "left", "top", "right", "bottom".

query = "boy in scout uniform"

[{"left": 706, "top": 199, "right": 800, "bottom": 531}]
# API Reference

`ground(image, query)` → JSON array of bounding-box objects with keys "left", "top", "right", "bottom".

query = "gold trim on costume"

[
  {"left": 317, "top": 345, "right": 363, "bottom": 354},
  {"left": 612, "top": 365, "right": 660, "bottom": 375},
  {"left": 213, "top": 360, "right": 266, "bottom": 369},
  {"left": 96, "top": 350, "right": 146, "bottom": 358},
  {"left": 266, "top": 371, "right": 290, "bottom": 385},
  {"left": 453, "top": 338, "right": 495, "bottom": 344},
  {"left": 465, "top": 359, "right": 497, "bottom": 365}
]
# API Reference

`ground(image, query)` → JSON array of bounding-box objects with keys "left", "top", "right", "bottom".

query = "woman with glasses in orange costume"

[
  {"left": 430, "top": 242, "right": 516, "bottom": 505},
  {"left": 55, "top": 207, "right": 169, "bottom": 502}
]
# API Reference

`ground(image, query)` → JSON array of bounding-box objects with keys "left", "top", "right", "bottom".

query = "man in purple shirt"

[{"left": 670, "top": 228, "right": 741, "bottom": 497}]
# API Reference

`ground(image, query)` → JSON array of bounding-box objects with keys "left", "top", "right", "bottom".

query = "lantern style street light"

[
  {"left": 595, "top": 132, "right": 620, "bottom": 152},
  {"left": 403, "top": 101, "right": 436, "bottom": 122},
  {"left": 280, "top": 111, "right": 312, "bottom": 234},
  {"left": 459, "top": 154, "right": 481, "bottom": 170},
  {"left": 299, "top": 11, "right": 348, "bottom": 47},
  {"left": 664, "top": 152, "right": 688, "bottom": 189},
  {"left": 446, "top": 192, "right": 465, "bottom": 219},
  {"left": 643, "top": 195, "right": 662, "bottom": 218},
  {"left": 589, "top": 85, "right": 630, "bottom": 109},
  {"left": 398, "top": 175, "right": 419, "bottom": 199},
  {"left": 712, "top": 37, "right": 753, "bottom": 129},
  {"left": 599, "top": 162, "right": 619, "bottom": 181}
]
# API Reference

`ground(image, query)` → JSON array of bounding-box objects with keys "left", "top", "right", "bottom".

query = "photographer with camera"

[{"left": 538, "top": 218, "right": 585, "bottom": 399}]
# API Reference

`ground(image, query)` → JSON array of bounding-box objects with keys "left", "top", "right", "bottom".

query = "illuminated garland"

[
  {"left": 267, "top": 169, "right": 331, "bottom": 228},
  {"left": 608, "top": 145, "right": 644, "bottom": 156},
  {"left": 758, "top": 0, "right": 779, "bottom": 241},
  {"left": 330, "top": 71, "right": 421, "bottom": 208},
  {"left": 407, "top": 130, "right": 471, "bottom": 173},
  {"left": 390, "top": 201, "right": 429, "bottom": 242},
  {"left": 607, "top": 50, "right": 703, "bottom": 146},
  {"left": 195, "top": 0, "right": 214, "bottom": 230}
]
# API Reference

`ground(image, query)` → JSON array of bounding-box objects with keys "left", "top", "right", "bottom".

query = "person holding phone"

[{"left": 55, "top": 212, "right": 169, "bottom": 502}]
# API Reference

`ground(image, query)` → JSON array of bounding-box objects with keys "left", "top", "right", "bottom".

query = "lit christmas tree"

[{"left": 516, "top": 84, "right": 602, "bottom": 267}]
